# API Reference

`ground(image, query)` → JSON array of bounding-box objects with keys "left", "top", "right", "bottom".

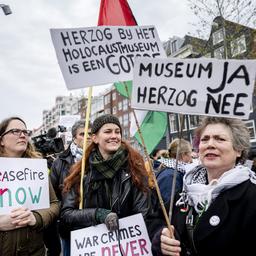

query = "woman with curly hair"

[
  {"left": 0, "top": 116, "right": 59, "bottom": 256},
  {"left": 60, "top": 114, "right": 156, "bottom": 254}
]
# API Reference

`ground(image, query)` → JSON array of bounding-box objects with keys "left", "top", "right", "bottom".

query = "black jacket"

[
  {"left": 50, "top": 146, "right": 75, "bottom": 201},
  {"left": 171, "top": 180, "right": 256, "bottom": 256},
  {"left": 60, "top": 162, "right": 159, "bottom": 239}
]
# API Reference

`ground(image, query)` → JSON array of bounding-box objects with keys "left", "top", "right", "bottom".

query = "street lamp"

[{"left": 0, "top": 4, "right": 12, "bottom": 15}]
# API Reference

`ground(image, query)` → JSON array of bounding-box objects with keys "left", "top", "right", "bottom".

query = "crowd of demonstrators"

[
  {"left": 59, "top": 114, "right": 162, "bottom": 253},
  {"left": 0, "top": 117, "right": 59, "bottom": 256},
  {"left": 152, "top": 117, "right": 256, "bottom": 256}
]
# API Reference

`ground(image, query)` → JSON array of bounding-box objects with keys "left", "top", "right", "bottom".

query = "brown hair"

[
  {"left": 0, "top": 116, "right": 41, "bottom": 158},
  {"left": 168, "top": 138, "right": 192, "bottom": 160},
  {"left": 63, "top": 140, "right": 148, "bottom": 200}
]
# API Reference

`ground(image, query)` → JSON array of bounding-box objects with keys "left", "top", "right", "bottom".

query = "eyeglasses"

[{"left": 1, "top": 128, "right": 32, "bottom": 137}]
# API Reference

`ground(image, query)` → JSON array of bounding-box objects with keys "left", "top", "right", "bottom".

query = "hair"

[
  {"left": 71, "top": 120, "right": 85, "bottom": 138},
  {"left": 63, "top": 140, "right": 148, "bottom": 203},
  {"left": 168, "top": 138, "right": 192, "bottom": 159},
  {"left": 194, "top": 116, "right": 250, "bottom": 164},
  {"left": 0, "top": 116, "right": 41, "bottom": 158},
  {"left": 150, "top": 148, "right": 161, "bottom": 159}
]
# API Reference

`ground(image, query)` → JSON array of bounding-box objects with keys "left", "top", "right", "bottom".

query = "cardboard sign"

[
  {"left": 131, "top": 57, "right": 256, "bottom": 119},
  {"left": 71, "top": 213, "right": 152, "bottom": 256},
  {"left": 0, "top": 158, "right": 49, "bottom": 214},
  {"left": 50, "top": 26, "right": 166, "bottom": 89}
]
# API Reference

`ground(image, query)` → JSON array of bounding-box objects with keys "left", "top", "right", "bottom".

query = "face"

[
  {"left": 92, "top": 123, "right": 121, "bottom": 159},
  {"left": 199, "top": 123, "right": 241, "bottom": 178},
  {"left": 181, "top": 148, "right": 193, "bottom": 163},
  {"left": 0, "top": 119, "right": 29, "bottom": 157},
  {"left": 73, "top": 127, "right": 85, "bottom": 148}
]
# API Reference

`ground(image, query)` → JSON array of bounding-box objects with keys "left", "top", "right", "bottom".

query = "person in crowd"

[
  {"left": 60, "top": 114, "right": 156, "bottom": 251},
  {"left": 153, "top": 117, "right": 256, "bottom": 256},
  {"left": 159, "top": 138, "right": 193, "bottom": 174},
  {"left": 50, "top": 120, "right": 90, "bottom": 256},
  {"left": 0, "top": 116, "right": 59, "bottom": 256}
]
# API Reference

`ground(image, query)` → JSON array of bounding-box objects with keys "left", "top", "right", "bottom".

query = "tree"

[{"left": 188, "top": 0, "right": 256, "bottom": 38}]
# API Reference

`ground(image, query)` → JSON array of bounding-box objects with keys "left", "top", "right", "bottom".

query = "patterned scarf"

[
  {"left": 176, "top": 164, "right": 256, "bottom": 214},
  {"left": 158, "top": 157, "right": 188, "bottom": 174},
  {"left": 90, "top": 145, "right": 128, "bottom": 179},
  {"left": 70, "top": 142, "right": 83, "bottom": 162}
]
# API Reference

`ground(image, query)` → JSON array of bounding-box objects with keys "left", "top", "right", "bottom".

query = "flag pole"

[
  {"left": 79, "top": 86, "right": 93, "bottom": 209},
  {"left": 123, "top": 81, "right": 173, "bottom": 237},
  {"left": 168, "top": 114, "right": 185, "bottom": 223}
]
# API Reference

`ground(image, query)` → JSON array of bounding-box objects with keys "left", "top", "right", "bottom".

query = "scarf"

[
  {"left": 90, "top": 145, "right": 128, "bottom": 179},
  {"left": 70, "top": 142, "right": 83, "bottom": 162},
  {"left": 176, "top": 164, "right": 256, "bottom": 214},
  {"left": 158, "top": 157, "right": 188, "bottom": 174}
]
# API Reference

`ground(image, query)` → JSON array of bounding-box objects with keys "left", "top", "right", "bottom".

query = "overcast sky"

[{"left": 0, "top": 0, "right": 196, "bottom": 129}]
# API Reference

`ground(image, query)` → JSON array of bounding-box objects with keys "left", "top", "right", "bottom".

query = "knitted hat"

[{"left": 91, "top": 114, "right": 122, "bottom": 134}]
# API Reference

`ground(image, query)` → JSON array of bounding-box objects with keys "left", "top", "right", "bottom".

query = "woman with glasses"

[{"left": 0, "top": 116, "right": 59, "bottom": 256}]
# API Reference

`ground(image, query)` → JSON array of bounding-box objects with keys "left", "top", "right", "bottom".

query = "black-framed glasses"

[{"left": 1, "top": 128, "right": 32, "bottom": 137}]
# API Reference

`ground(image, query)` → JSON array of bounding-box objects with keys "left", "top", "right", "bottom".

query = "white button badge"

[{"left": 209, "top": 215, "right": 220, "bottom": 226}]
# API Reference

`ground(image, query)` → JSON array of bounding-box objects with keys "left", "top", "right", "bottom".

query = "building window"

[
  {"left": 189, "top": 115, "right": 200, "bottom": 129},
  {"left": 123, "top": 113, "right": 129, "bottom": 127},
  {"left": 112, "top": 92, "right": 116, "bottom": 101},
  {"left": 231, "top": 34, "right": 246, "bottom": 57},
  {"left": 245, "top": 120, "right": 256, "bottom": 142},
  {"left": 169, "top": 114, "right": 178, "bottom": 133},
  {"left": 123, "top": 99, "right": 128, "bottom": 111},
  {"left": 118, "top": 102, "right": 122, "bottom": 111},
  {"left": 104, "top": 95, "right": 110, "bottom": 105},
  {"left": 171, "top": 40, "right": 177, "bottom": 53},
  {"left": 113, "top": 106, "right": 117, "bottom": 114},
  {"left": 212, "top": 29, "right": 224, "bottom": 45},
  {"left": 119, "top": 116, "right": 123, "bottom": 125},
  {"left": 214, "top": 46, "right": 225, "bottom": 59}
]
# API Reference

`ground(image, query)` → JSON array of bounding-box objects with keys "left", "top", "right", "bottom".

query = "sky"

[{"left": 0, "top": 0, "right": 196, "bottom": 129}]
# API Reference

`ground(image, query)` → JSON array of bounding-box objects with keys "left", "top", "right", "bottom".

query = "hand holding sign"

[{"left": 10, "top": 207, "right": 36, "bottom": 227}]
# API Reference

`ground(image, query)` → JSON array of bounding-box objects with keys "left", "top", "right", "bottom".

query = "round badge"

[{"left": 209, "top": 215, "right": 220, "bottom": 226}]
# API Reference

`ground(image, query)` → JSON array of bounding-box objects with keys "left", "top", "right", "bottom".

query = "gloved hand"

[{"left": 95, "top": 208, "right": 119, "bottom": 231}]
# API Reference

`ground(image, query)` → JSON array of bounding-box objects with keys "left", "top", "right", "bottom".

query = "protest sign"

[
  {"left": 50, "top": 25, "right": 165, "bottom": 89},
  {"left": 71, "top": 213, "right": 152, "bottom": 256},
  {"left": 131, "top": 57, "right": 256, "bottom": 119},
  {"left": 0, "top": 158, "right": 49, "bottom": 214}
]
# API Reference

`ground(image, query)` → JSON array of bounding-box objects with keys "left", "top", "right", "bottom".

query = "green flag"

[{"left": 114, "top": 81, "right": 168, "bottom": 154}]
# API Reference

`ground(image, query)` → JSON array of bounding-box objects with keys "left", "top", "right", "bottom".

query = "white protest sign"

[
  {"left": 0, "top": 158, "right": 49, "bottom": 214},
  {"left": 131, "top": 57, "right": 256, "bottom": 119},
  {"left": 50, "top": 26, "right": 166, "bottom": 89},
  {"left": 71, "top": 213, "right": 152, "bottom": 256}
]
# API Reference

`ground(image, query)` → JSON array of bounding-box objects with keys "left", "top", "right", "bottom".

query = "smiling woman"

[
  {"left": 60, "top": 114, "right": 159, "bottom": 256},
  {"left": 0, "top": 116, "right": 59, "bottom": 256}
]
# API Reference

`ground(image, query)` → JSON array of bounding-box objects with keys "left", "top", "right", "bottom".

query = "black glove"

[{"left": 95, "top": 208, "right": 119, "bottom": 231}]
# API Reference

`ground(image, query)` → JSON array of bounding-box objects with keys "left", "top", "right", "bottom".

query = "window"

[
  {"left": 231, "top": 34, "right": 246, "bottom": 57},
  {"left": 171, "top": 40, "right": 177, "bottom": 53},
  {"left": 189, "top": 115, "right": 200, "bottom": 129},
  {"left": 112, "top": 92, "right": 116, "bottom": 101},
  {"left": 123, "top": 99, "right": 128, "bottom": 110},
  {"left": 123, "top": 113, "right": 129, "bottom": 127},
  {"left": 169, "top": 114, "right": 178, "bottom": 132},
  {"left": 245, "top": 120, "right": 256, "bottom": 142},
  {"left": 113, "top": 106, "right": 117, "bottom": 114},
  {"left": 104, "top": 95, "right": 110, "bottom": 105},
  {"left": 118, "top": 102, "right": 122, "bottom": 111},
  {"left": 212, "top": 29, "right": 224, "bottom": 45},
  {"left": 214, "top": 46, "right": 225, "bottom": 59}
]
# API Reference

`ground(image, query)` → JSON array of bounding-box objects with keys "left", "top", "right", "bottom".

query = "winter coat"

[
  {"left": 0, "top": 181, "right": 59, "bottom": 256},
  {"left": 171, "top": 180, "right": 256, "bottom": 256},
  {"left": 50, "top": 146, "right": 74, "bottom": 201},
  {"left": 60, "top": 162, "right": 156, "bottom": 239}
]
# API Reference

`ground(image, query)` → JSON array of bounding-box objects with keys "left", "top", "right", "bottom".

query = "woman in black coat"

[
  {"left": 153, "top": 117, "right": 256, "bottom": 256},
  {"left": 60, "top": 114, "right": 156, "bottom": 252}
]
